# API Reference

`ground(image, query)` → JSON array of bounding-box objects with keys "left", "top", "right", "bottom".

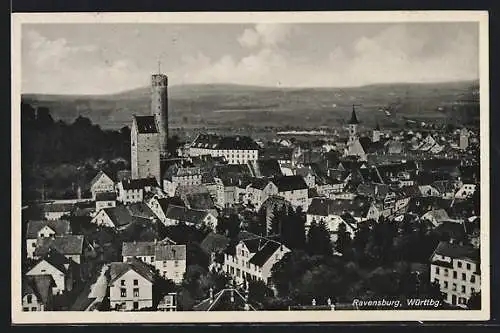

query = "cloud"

[
  {"left": 237, "top": 23, "right": 295, "bottom": 48},
  {"left": 181, "top": 23, "right": 479, "bottom": 88},
  {"left": 23, "top": 30, "right": 147, "bottom": 94},
  {"left": 22, "top": 23, "right": 479, "bottom": 94}
]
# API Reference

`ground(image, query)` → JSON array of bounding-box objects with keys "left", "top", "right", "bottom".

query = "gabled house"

[
  {"left": 108, "top": 258, "right": 155, "bottom": 311},
  {"left": 224, "top": 235, "right": 290, "bottom": 285},
  {"left": 26, "top": 220, "right": 72, "bottom": 259},
  {"left": 33, "top": 235, "right": 86, "bottom": 265},
  {"left": 91, "top": 206, "right": 134, "bottom": 230},
  {"left": 162, "top": 165, "right": 203, "bottom": 197},
  {"left": 164, "top": 205, "right": 218, "bottom": 231},
  {"left": 295, "top": 167, "right": 316, "bottom": 188},
  {"left": 90, "top": 170, "right": 115, "bottom": 200},
  {"left": 306, "top": 197, "right": 367, "bottom": 241},
  {"left": 22, "top": 275, "right": 56, "bottom": 311},
  {"left": 244, "top": 178, "right": 278, "bottom": 210},
  {"left": 116, "top": 177, "right": 159, "bottom": 204},
  {"left": 273, "top": 175, "right": 309, "bottom": 210},
  {"left": 95, "top": 192, "right": 117, "bottom": 211},
  {"left": 40, "top": 203, "right": 74, "bottom": 220},
  {"left": 122, "top": 241, "right": 187, "bottom": 284},
  {"left": 26, "top": 249, "right": 75, "bottom": 295}
]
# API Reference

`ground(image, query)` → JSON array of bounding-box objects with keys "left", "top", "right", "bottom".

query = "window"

[
  {"left": 452, "top": 283, "right": 457, "bottom": 291},
  {"left": 444, "top": 281, "right": 448, "bottom": 289},
  {"left": 163, "top": 261, "right": 167, "bottom": 267},
  {"left": 133, "top": 301, "right": 139, "bottom": 310},
  {"left": 121, "top": 280, "right": 125, "bottom": 286},
  {"left": 150, "top": 256, "right": 154, "bottom": 263},
  {"left": 457, "top": 261, "right": 462, "bottom": 268},
  {"left": 27, "top": 295, "right": 32, "bottom": 304},
  {"left": 434, "top": 278, "right": 439, "bottom": 284},
  {"left": 121, "top": 288, "right": 127, "bottom": 297},
  {"left": 462, "top": 273, "right": 466, "bottom": 281},
  {"left": 461, "top": 285, "right": 466, "bottom": 293},
  {"left": 174, "top": 260, "right": 179, "bottom": 267},
  {"left": 133, "top": 288, "right": 139, "bottom": 297},
  {"left": 32, "top": 243, "right": 36, "bottom": 247},
  {"left": 471, "top": 275, "right": 476, "bottom": 283},
  {"left": 453, "top": 271, "right": 457, "bottom": 279},
  {"left": 237, "top": 268, "right": 241, "bottom": 277},
  {"left": 23, "top": 307, "right": 29, "bottom": 311},
  {"left": 444, "top": 268, "right": 449, "bottom": 277},
  {"left": 467, "top": 263, "right": 471, "bottom": 270},
  {"left": 31, "top": 307, "right": 37, "bottom": 311},
  {"left": 471, "top": 288, "right": 476, "bottom": 294},
  {"left": 133, "top": 279, "right": 138, "bottom": 286}
]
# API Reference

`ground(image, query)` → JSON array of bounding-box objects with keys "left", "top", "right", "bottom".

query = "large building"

[
  {"left": 188, "top": 134, "right": 259, "bottom": 165},
  {"left": 429, "top": 241, "right": 480, "bottom": 308},
  {"left": 344, "top": 105, "right": 367, "bottom": 161},
  {"left": 131, "top": 115, "right": 161, "bottom": 184}
]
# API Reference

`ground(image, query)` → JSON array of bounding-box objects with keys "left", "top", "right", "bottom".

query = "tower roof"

[
  {"left": 348, "top": 105, "right": 359, "bottom": 125},
  {"left": 134, "top": 115, "right": 158, "bottom": 134}
]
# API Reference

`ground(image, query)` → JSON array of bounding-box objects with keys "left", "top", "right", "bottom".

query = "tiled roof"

[
  {"left": 155, "top": 244, "right": 186, "bottom": 261},
  {"left": 103, "top": 206, "right": 135, "bottom": 227},
  {"left": 34, "top": 235, "right": 85, "bottom": 257},
  {"left": 248, "top": 241, "right": 282, "bottom": 266},
  {"left": 184, "top": 192, "right": 216, "bottom": 210},
  {"left": 134, "top": 115, "right": 158, "bottom": 134},
  {"left": 248, "top": 177, "right": 272, "bottom": 190},
  {"left": 260, "top": 147, "right": 294, "bottom": 161},
  {"left": 165, "top": 205, "right": 210, "bottom": 225},
  {"left": 23, "top": 275, "right": 55, "bottom": 305},
  {"left": 253, "top": 159, "right": 283, "bottom": 178},
  {"left": 432, "top": 241, "right": 479, "bottom": 263},
  {"left": 122, "top": 241, "right": 156, "bottom": 257},
  {"left": 191, "top": 134, "right": 259, "bottom": 150},
  {"left": 126, "top": 202, "right": 156, "bottom": 219},
  {"left": 109, "top": 257, "right": 155, "bottom": 284},
  {"left": 307, "top": 197, "right": 370, "bottom": 217},
  {"left": 121, "top": 177, "right": 159, "bottom": 190},
  {"left": 40, "top": 203, "right": 74, "bottom": 213},
  {"left": 200, "top": 232, "right": 230, "bottom": 254},
  {"left": 90, "top": 170, "right": 114, "bottom": 188},
  {"left": 38, "top": 248, "right": 72, "bottom": 274},
  {"left": 273, "top": 175, "right": 308, "bottom": 192},
  {"left": 95, "top": 192, "right": 117, "bottom": 201},
  {"left": 26, "top": 220, "right": 71, "bottom": 239}
]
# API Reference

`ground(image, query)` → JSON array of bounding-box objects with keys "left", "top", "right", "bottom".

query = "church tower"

[
  {"left": 151, "top": 71, "right": 169, "bottom": 158},
  {"left": 459, "top": 127, "right": 469, "bottom": 150},
  {"left": 348, "top": 105, "right": 360, "bottom": 142},
  {"left": 373, "top": 122, "right": 381, "bottom": 143}
]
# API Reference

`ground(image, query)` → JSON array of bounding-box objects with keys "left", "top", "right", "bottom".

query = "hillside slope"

[{"left": 21, "top": 81, "right": 479, "bottom": 131}]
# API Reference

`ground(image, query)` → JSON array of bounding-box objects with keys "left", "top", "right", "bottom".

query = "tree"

[
  {"left": 216, "top": 213, "right": 240, "bottom": 238},
  {"left": 167, "top": 135, "right": 181, "bottom": 157},
  {"left": 335, "top": 222, "right": 351, "bottom": 254},
  {"left": 248, "top": 280, "right": 273, "bottom": 306},
  {"left": 467, "top": 291, "right": 481, "bottom": 310},
  {"left": 306, "top": 220, "right": 332, "bottom": 257}
]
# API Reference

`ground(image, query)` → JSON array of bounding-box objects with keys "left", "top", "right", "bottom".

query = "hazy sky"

[{"left": 21, "top": 22, "right": 479, "bottom": 94}]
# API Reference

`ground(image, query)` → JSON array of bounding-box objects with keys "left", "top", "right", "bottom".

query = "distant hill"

[{"left": 21, "top": 80, "right": 479, "bottom": 132}]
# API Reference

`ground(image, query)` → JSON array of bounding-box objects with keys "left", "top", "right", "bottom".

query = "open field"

[{"left": 22, "top": 80, "right": 479, "bottom": 138}]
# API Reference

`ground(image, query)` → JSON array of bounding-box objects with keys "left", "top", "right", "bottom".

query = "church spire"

[{"left": 348, "top": 104, "right": 360, "bottom": 125}]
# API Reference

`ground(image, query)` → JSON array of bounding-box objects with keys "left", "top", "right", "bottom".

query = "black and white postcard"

[{"left": 11, "top": 11, "right": 490, "bottom": 323}]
